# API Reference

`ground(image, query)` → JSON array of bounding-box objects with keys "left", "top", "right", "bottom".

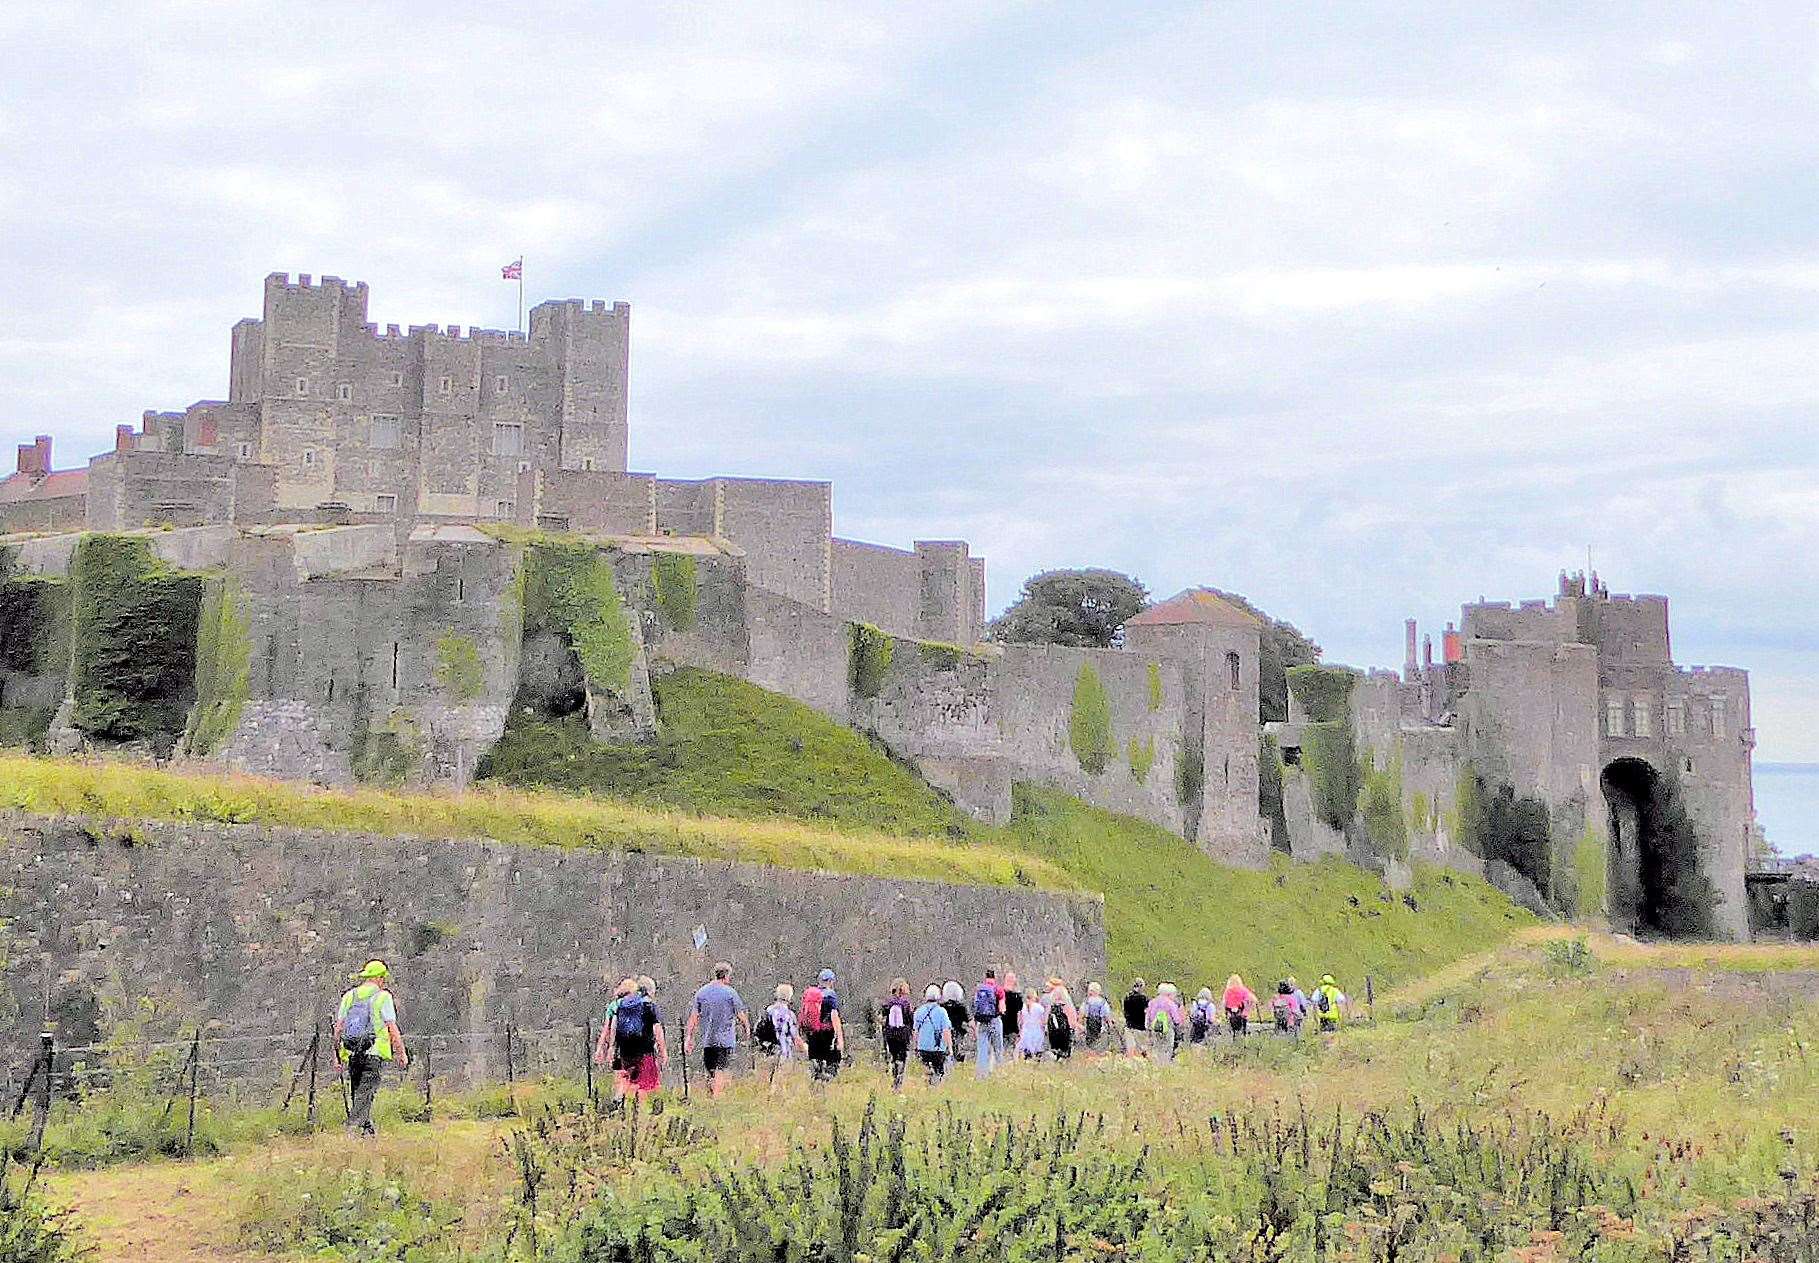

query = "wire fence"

[{"left": 2, "top": 977, "right": 1375, "bottom": 1159}]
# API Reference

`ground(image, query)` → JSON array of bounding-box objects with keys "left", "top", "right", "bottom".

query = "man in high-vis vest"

[{"left": 335, "top": 959, "right": 409, "bottom": 1135}]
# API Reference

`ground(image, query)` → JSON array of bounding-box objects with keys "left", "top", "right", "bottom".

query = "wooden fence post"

[
  {"left": 504, "top": 1023, "right": 517, "bottom": 1114},
  {"left": 1365, "top": 976, "right": 1375, "bottom": 1024},
  {"left": 584, "top": 1020, "right": 595, "bottom": 1113},
  {"left": 306, "top": 1022, "right": 321, "bottom": 1129},
  {"left": 422, "top": 1035, "right": 433, "bottom": 1119}
]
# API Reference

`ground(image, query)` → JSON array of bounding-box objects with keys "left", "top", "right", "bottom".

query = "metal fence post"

[
  {"left": 183, "top": 1031, "right": 201, "bottom": 1156},
  {"left": 27, "top": 1031, "right": 52, "bottom": 1155}
]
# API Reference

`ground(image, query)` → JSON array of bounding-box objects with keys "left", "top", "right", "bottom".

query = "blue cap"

[{"left": 818, "top": 968, "right": 836, "bottom": 984}]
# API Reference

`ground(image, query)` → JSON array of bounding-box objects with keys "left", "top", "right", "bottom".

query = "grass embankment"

[
  {"left": 50, "top": 934, "right": 1819, "bottom": 1261},
  {"left": 0, "top": 752, "right": 1073, "bottom": 893},
  {"left": 0, "top": 667, "right": 1532, "bottom": 982},
  {"left": 479, "top": 668, "right": 966, "bottom": 836},
  {"left": 1005, "top": 785, "right": 1532, "bottom": 986}
]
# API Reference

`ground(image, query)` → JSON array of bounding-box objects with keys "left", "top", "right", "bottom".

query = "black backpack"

[
  {"left": 1046, "top": 1004, "right": 1070, "bottom": 1042},
  {"left": 753, "top": 1010, "right": 779, "bottom": 1052}
]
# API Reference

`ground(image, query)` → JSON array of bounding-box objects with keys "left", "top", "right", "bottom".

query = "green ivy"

[
  {"left": 1127, "top": 735, "right": 1156, "bottom": 784},
  {"left": 1259, "top": 732, "right": 1289, "bottom": 852},
  {"left": 1410, "top": 789, "right": 1433, "bottom": 833},
  {"left": 1303, "top": 719, "right": 1363, "bottom": 832},
  {"left": 353, "top": 713, "right": 422, "bottom": 786},
  {"left": 0, "top": 571, "right": 70, "bottom": 677},
  {"left": 1175, "top": 747, "right": 1204, "bottom": 807},
  {"left": 1359, "top": 746, "right": 1410, "bottom": 860},
  {"left": 433, "top": 633, "right": 486, "bottom": 701},
  {"left": 1146, "top": 662, "right": 1164, "bottom": 712},
  {"left": 650, "top": 552, "right": 699, "bottom": 632},
  {"left": 848, "top": 623, "right": 894, "bottom": 698},
  {"left": 1068, "top": 662, "right": 1116, "bottom": 775},
  {"left": 1285, "top": 664, "right": 1358, "bottom": 722},
  {"left": 183, "top": 576, "right": 251, "bottom": 756},
  {"left": 522, "top": 541, "right": 634, "bottom": 694},
  {"left": 918, "top": 641, "right": 972, "bottom": 670},
  {"left": 68, "top": 535, "right": 205, "bottom": 745},
  {"left": 1571, "top": 824, "right": 1608, "bottom": 921}
]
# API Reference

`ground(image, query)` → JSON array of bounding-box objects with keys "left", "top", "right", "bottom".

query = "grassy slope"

[
  {"left": 1002, "top": 784, "right": 1533, "bottom": 986},
  {"left": 2, "top": 668, "right": 1529, "bottom": 986},
  {"left": 479, "top": 668, "right": 966, "bottom": 836},
  {"left": 0, "top": 753, "right": 1074, "bottom": 892}
]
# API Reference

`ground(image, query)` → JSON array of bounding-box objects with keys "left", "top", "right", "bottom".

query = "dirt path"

[{"left": 49, "top": 1160, "right": 249, "bottom": 1263}]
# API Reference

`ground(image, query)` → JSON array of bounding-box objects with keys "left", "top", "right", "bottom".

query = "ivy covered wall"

[
  {"left": 521, "top": 541, "right": 634, "bottom": 694},
  {"left": 183, "top": 576, "right": 251, "bottom": 756},
  {"left": 67, "top": 535, "right": 206, "bottom": 748}
]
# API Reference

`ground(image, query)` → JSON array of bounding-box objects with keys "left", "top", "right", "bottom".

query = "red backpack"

[{"left": 799, "top": 985, "right": 827, "bottom": 1033}]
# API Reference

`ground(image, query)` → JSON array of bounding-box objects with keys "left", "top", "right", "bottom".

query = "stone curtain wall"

[{"left": 0, "top": 813, "right": 1105, "bottom": 1077}]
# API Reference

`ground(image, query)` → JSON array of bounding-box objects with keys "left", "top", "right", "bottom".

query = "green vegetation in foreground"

[
  {"left": 1001, "top": 784, "right": 1533, "bottom": 985},
  {"left": 479, "top": 668, "right": 968, "bottom": 836},
  {"left": 0, "top": 753, "right": 1073, "bottom": 893},
  {"left": 132, "top": 936, "right": 1819, "bottom": 1263}
]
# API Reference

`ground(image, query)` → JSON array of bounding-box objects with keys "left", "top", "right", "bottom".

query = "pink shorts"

[{"left": 620, "top": 1054, "right": 661, "bottom": 1094}]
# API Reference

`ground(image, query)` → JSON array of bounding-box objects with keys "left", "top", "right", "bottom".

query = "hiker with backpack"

[
  {"left": 1000, "top": 971, "right": 1025, "bottom": 1056},
  {"left": 881, "top": 979, "right": 916, "bottom": 1090},
  {"left": 913, "top": 983, "right": 955, "bottom": 1084},
  {"left": 1145, "top": 982, "right": 1186, "bottom": 1065},
  {"left": 800, "top": 968, "right": 845, "bottom": 1082},
  {"left": 1188, "top": 987, "right": 1218, "bottom": 1050},
  {"left": 754, "top": 983, "right": 805, "bottom": 1094},
  {"left": 1270, "top": 981, "right": 1303, "bottom": 1035},
  {"left": 1080, "top": 982, "right": 1113, "bottom": 1055},
  {"left": 1222, "top": 974, "right": 1259, "bottom": 1039},
  {"left": 1122, "top": 979, "right": 1151, "bottom": 1057},
  {"left": 335, "top": 960, "right": 408, "bottom": 1136},
  {"left": 941, "top": 980, "right": 971, "bottom": 1063},
  {"left": 1311, "top": 974, "right": 1347, "bottom": 1032},
  {"left": 972, "top": 969, "right": 1007, "bottom": 1078},
  {"left": 685, "top": 962, "right": 750, "bottom": 1100},
  {"left": 602, "top": 977, "right": 667, "bottom": 1100},
  {"left": 1042, "top": 978, "right": 1080, "bottom": 1061},
  {"left": 592, "top": 977, "right": 639, "bottom": 1106}
]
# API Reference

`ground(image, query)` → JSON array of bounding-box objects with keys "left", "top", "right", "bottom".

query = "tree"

[
  {"left": 989, "top": 569, "right": 1148, "bottom": 649},
  {"left": 1205, "top": 589, "right": 1322, "bottom": 722}
]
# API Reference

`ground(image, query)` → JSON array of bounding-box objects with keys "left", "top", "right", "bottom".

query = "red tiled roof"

[
  {"left": 1125, "top": 588, "right": 1262, "bottom": 628},
  {"left": 0, "top": 468, "right": 87, "bottom": 502}
]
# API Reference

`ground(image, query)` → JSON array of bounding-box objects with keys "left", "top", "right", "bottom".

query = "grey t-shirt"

[{"left": 692, "top": 980, "right": 747, "bottom": 1049}]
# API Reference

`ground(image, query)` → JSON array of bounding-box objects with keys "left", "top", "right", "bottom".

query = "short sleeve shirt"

[
  {"left": 913, "top": 1002, "right": 953, "bottom": 1052},
  {"left": 692, "top": 981, "right": 747, "bottom": 1049}
]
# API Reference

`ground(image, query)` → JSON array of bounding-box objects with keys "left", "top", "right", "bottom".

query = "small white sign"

[{"left": 691, "top": 924, "right": 709, "bottom": 952}]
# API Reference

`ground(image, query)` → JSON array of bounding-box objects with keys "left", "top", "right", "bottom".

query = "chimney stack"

[
  {"left": 1422, "top": 634, "right": 1433, "bottom": 670},
  {"left": 1443, "top": 621, "right": 1463, "bottom": 665},
  {"left": 15, "top": 435, "right": 50, "bottom": 476},
  {"left": 1404, "top": 619, "right": 1418, "bottom": 680}
]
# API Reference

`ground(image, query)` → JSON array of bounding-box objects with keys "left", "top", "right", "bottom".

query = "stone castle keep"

[{"left": 0, "top": 273, "right": 1757, "bottom": 937}]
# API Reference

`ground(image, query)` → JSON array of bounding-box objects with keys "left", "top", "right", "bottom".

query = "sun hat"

[{"left": 818, "top": 968, "right": 836, "bottom": 983}]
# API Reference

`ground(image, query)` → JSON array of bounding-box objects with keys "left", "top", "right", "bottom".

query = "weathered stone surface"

[{"left": 0, "top": 812, "right": 1106, "bottom": 1078}]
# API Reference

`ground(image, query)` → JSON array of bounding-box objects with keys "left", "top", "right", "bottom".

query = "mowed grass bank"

[
  {"left": 1002, "top": 785, "right": 1533, "bottom": 985},
  {"left": 0, "top": 753, "right": 1075, "bottom": 892}
]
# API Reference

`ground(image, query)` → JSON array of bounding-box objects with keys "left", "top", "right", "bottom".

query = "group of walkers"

[{"left": 330, "top": 957, "right": 1358, "bottom": 1132}]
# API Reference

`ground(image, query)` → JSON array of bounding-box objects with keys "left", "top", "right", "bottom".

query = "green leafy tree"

[{"left": 990, "top": 569, "right": 1148, "bottom": 648}]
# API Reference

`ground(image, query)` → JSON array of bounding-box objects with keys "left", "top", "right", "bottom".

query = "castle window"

[
  {"left": 390, "top": 642, "right": 399, "bottom": 690},
  {"left": 494, "top": 374, "right": 509, "bottom": 393},
  {"left": 1684, "top": 757, "right": 1695, "bottom": 774},
  {"left": 295, "top": 377, "right": 308, "bottom": 396},
  {"left": 493, "top": 422, "right": 524, "bottom": 457},
  {"left": 325, "top": 677, "right": 334, "bottom": 702},
  {"left": 581, "top": 457, "right": 595, "bottom": 471},
  {"left": 495, "top": 499, "right": 515, "bottom": 519},
  {"left": 1711, "top": 697, "right": 1727, "bottom": 741},
  {"left": 301, "top": 448, "right": 317, "bottom": 468},
  {"left": 1605, "top": 697, "right": 1624, "bottom": 737},
  {"left": 336, "top": 383, "right": 352, "bottom": 402},
  {"left": 1226, "top": 652, "right": 1241, "bottom": 690},
  {"left": 370, "top": 415, "right": 401, "bottom": 449},
  {"left": 439, "top": 375, "right": 453, "bottom": 394},
  {"left": 538, "top": 514, "right": 571, "bottom": 531},
  {"left": 390, "top": 371, "right": 404, "bottom": 387},
  {"left": 1633, "top": 697, "right": 1652, "bottom": 739},
  {"left": 1666, "top": 702, "right": 1685, "bottom": 736},
  {"left": 235, "top": 441, "right": 253, "bottom": 460},
  {"left": 374, "top": 493, "right": 397, "bottom": 513}
]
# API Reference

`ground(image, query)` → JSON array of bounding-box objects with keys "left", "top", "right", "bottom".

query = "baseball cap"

[
  {"left": 818, "top": 968, "right": 836, "bottom": 984},
  {"left": 353, "top": 960, "right": 390, "bottom": 980}
]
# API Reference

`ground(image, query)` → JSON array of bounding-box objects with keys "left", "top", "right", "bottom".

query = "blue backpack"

[
  {"left": 974, "top": 982, "right": 1000, "bottom": 1020},
  {"left": 615, "top": 996, "right": 652, "bottom": 1053},
  {"left": 340, "top": 987, "right": 379, "bottom": 1054}
]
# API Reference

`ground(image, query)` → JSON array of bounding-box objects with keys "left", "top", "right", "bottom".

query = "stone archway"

[{"left": 1601, "top": 757, "right": 1703, "bottom": 937}]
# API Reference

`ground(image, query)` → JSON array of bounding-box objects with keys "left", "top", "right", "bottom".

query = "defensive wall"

[
  {"left": 1268, "top": 572, "right": 1754, "bottom": 937},
  {"left": 0, "top": 812, "right": 1106, "bottom": 1077}
]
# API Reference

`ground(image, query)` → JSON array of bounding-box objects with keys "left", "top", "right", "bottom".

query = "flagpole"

[{"left": 517, "top": 256, "right": 524, "bottom": 336}]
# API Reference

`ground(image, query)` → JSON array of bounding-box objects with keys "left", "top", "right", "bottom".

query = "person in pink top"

[{"left": 1222, "top": 974, "right": 1258, "bottom": 1038}]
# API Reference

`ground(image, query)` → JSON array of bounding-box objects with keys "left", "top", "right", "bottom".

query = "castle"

[{"left": 0, "top": 274, "right": 1756, "bottom": 937}]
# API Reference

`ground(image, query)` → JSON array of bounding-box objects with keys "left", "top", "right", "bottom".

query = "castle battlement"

[{"left": 264, "top": 271, "right": 368, "bottom": 297}]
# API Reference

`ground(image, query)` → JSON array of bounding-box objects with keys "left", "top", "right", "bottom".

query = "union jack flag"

[{"left": 501, "top": 258, "right": 522, "bottom": 281}]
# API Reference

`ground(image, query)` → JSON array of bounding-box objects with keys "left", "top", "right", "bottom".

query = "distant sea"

[{"left": 1755, "top": 763, "right": 1819, "bottom": 859}]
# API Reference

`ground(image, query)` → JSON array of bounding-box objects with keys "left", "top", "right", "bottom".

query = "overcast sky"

[{"left": 2, "top": 3, "right": 1815, "bottom": 759}]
